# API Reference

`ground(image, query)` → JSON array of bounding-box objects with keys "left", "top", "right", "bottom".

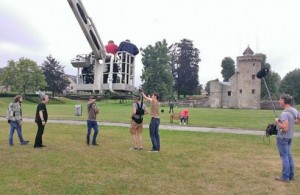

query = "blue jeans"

[
  {"left": 277, "top": 138, "right": 294, "bottom": 180},
  {"left": 9, "top": 121, "right": 25, "bottom": 145},
  {"left": 86, "top": 120, "right": 99, "bottom": 144},
  {"left": 149, "top": 117, "right": 160, "bottom": 151}
]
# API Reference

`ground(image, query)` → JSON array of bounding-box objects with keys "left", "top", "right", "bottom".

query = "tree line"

[
  {"left": 141, "top": 39, "right": 201, "bottom": 100},
  {"left": 0, "top": 55, "right": 70, "bottom": 97}
]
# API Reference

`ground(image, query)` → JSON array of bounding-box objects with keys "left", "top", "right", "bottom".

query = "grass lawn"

[
  {"left": 1, "top": 121, "right": 300, "bottom": 194},
  {"left": 1, "top": 97, "right": 300, "bottom": 194}
]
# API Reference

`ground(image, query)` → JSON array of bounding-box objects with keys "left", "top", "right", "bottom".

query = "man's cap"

[{"left": 89, "top": 96, "right": 96, "bottom": 99}]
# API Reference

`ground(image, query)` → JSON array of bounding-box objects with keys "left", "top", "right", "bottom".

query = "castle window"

[
  {"left": 239, "top": 89, "right": 242, "bottom": 94},
  {"left": 252, "top": 75, "right": 255, "bottom": 80},
  {"left": 253, "top": 63, "right": 255, "bottom": 66},
  {"left": 228, "top": 91, "right": 231, "bottom": 96},
  {"left": 252, "top": 89, "right": 255, "bottom": 94}
]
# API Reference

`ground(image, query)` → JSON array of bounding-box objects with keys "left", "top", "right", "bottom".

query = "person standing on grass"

[
  {"left": 141, "top": 91, "right": 160, "bottom": 152},
  {"left": 7, "top": 95, "right": 29, "bottom": 146},
  {"left": 86, "top": 96, "right": 99, "bottom": 146},
  {"left": 34, "top": 95, "right": 49, "bottom": 148},
  {"left": 274, "top": 94, "right": 300, "bottom": 182},
  {"left": 130, "top": 95, "right": 147, "bottom": 150},
  {"left": 168, "top": 101, "right": 174, "bottom": 114}
]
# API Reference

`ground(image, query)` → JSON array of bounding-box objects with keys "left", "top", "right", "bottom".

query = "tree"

[
  {"left": 170, "top": 39, "right": 200, "bottom": 97},
  {"left": 258, "top": 53, "right": 281, "bottom": 100},
  {"left": 279, "top": 68, "right": 300, "bottom": 104},
  {"left": 41, "top": 55, "right": 70, "bottom": 97},
  {"left": 260, "top": 63, "right": 281, "bottom": 100},
  {"left": 0, "top": 68, "right": 4, "bottom": 76},
  {"left": 0, "top": 58, "right": 47, "bottom": 94},
  {"left": 140, "top": 39, "right": 173, "bottom": 100},
  {"left": 221, "top": 57, "right": 235, "bottom": 81}
]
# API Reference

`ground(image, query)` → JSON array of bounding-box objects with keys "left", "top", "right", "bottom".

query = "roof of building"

[{"left": 243, "top": 45, "right": 254, "bottom": 56}]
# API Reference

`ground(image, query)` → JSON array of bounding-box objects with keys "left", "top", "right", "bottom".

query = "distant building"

[
  {"left": 200, "top": 89, "right": 208, "bottom": 97},
  {"left": 209, "top": 46, "right": 263, "bottom": 109},
  {"left": 65, "top": 74, "right": 77, "bottom": 93}
]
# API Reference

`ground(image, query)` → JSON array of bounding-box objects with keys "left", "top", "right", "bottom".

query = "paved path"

[{"left": 1, "top": 117, "right": 300, "bottom": 137}]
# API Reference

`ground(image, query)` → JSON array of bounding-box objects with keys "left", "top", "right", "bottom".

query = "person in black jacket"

[
  {"left": 118, "top": 39, "right": 139, "bottom": 84},
  {"left": 34, "top": 95, "right": 49, "bottom": 148}
]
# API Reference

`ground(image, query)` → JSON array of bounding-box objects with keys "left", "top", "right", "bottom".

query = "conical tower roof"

[{"left": 243, "top": 45, "right": 254, "bottom": 55}]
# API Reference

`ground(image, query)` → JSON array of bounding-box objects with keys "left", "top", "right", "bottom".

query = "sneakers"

[
  {"left": 91, "top": 143, "right": 99, "bottom": 146},
  {"left": 21, "top": 141, "right": 29, "bottom": 145},
  {"left": 275, "top": 177, "right": 289, "bottom": 182},
  {"left": 179, "top": 122, "right": 182, "bottom": 124}
]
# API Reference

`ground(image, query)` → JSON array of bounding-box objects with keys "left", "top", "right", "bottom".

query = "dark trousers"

[
  {"left": 149, "top": 117, "right": 160, "bottom": 151},
  {"left": 34, "top": 122, "right": 45, "bottom": 147}
]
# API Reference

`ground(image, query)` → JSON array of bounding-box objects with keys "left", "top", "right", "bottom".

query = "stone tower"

[
  {"left": 209, "top": 45, "right": 264, "bottom": 109},
  {"left": 236, "top": 45, "right": 264, "bottom": 108}
]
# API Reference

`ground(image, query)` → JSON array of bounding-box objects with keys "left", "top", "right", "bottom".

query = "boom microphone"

[{"left": 256, "top": 68, "right": 269, "bottom": 79}]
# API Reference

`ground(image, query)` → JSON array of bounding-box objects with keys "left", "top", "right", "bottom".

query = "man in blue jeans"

[
  {"left": 142, "top": 91, "right": 160, "bottom": 152},
  {"left": 86, "top": 96, "right": 99, "bottom": 146},
  {"left": 274, "top": 94, "right": 300, "bottom": 182},
  {"left": 7, "top": 95, "right": 29, "bottom": 146}
]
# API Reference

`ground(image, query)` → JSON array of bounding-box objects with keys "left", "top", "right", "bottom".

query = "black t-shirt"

[{"left": 35, "top": 103, "right": 48, "bottom": 123}]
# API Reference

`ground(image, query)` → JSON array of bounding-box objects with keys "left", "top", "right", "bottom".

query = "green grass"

[
  {"left": 1, "top": 96, "right": 300, "bottom": 194},
  {"left": 1, "top": 122, "right": 300, "bottom": 194}
]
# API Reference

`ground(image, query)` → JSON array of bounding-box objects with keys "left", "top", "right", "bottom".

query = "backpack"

[
  {"left": 135, "top": 100, "right": 144, "bottom": 115},
  {"left": 132, "top": 97, "right": 144, "bottom": 124}
]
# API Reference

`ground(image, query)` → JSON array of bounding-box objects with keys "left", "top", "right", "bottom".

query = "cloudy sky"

[{"left": 1, "top": 0, "right": 299, "bottom": 87}]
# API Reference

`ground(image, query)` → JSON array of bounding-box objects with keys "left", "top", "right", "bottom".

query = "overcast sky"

[{"left": 1, "top": 0, "right": 299, "bottom": 87}]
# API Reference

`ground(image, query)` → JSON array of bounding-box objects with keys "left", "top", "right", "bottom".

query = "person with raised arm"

[{"left": 141, "top": 90, "right": 160, "bottom": 152}]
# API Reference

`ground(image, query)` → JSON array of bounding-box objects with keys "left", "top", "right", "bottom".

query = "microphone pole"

[{"left": 261, "top": 77, "right": 278, "bottom": 118}]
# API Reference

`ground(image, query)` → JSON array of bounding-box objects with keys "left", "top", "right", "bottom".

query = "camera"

[
  {"left": 138, "top": 88, "right": 143, "bottom": 93},
  {"left": 266, "top": 123, "right": 278, "bottom": 136}
]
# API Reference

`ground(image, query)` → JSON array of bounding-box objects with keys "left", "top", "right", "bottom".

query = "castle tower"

[{"left": 236, "top": 45, "right": 264, "bottom": 108}]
